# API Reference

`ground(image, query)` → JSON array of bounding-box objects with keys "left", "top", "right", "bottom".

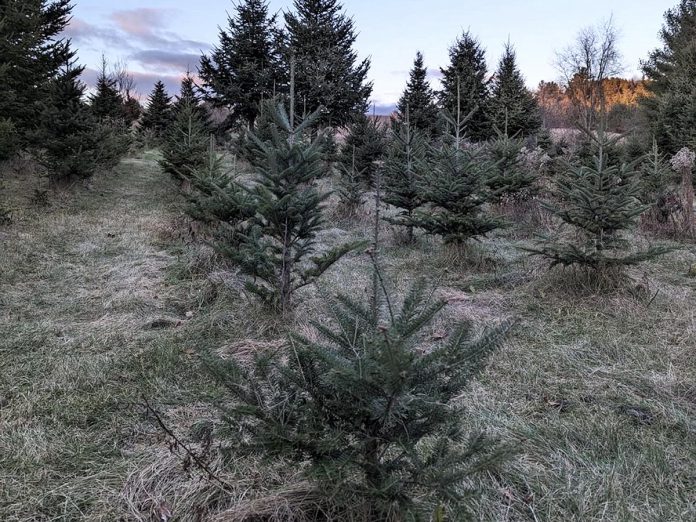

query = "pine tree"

[
  {"left": 211, "top": 103, "right": 364, "bottom": 314},
  {"left": 89, "top": 57, "right": 124, "bottom": 121},
  {"left": 488, "top": 42, "right": 541, "bottom": 137},
  {"left": 383, "top": 114, "right": 428, "bottom": 242},
  {"left": 396, "top": 52, "right": 439, "bottom": 136},
  {"left": 336, "top": 145, "right": 366, "bottom": 217},
  {"left": 173, "top": 73, "right": 209, "bottom": 127},
  {"left": 338, "top": 113, "right": 386, "bottom": 182},
  {"left": 641, "top": 0, "right": 696, "bottom": 153},
  {"left": 122, "top": 95, "right": 142, "bottom": 126},
  {"left": 160, "top": 102, "right": 210, "bottom": 184},
  {"left": 439, "top": 31, "right": 491, "bottom": 141},
  {"left": 140, "top": 81, "right": 173, "bottom": 141},
  {"left": 640, "top": 139, "right": 676, "bottom": 215},
  {"left": 207, "top": 272, "right": 511, "bottom": 518},
  {"left": 200, "top": 0, "right": 284, "bottom": 129},
  {"left": 417, "top": 101, "right": 504, "bottom": 244},
  {"left": 485, "top": 126, "right": 537, "bottom": 202},
  {"left": 523, "top": 131, "right": 673, "bottom": 270},
  {"left": 36, "top": 61, "right": 103, "bottom": 183},
  {"left": 0, "top": 0, "right": 74, "bottom": 144},
  {"left": 285, "top": 0, "right": 372, "bottom": 127}
]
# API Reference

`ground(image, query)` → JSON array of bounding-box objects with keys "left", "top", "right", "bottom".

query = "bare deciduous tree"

[{"left": 555, "top": 17, "right": 623, "bottom": 130}]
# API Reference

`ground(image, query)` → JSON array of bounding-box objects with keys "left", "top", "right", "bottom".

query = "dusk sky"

[{"left": 66, "top": 0, "right": 675, "bottom": 114}]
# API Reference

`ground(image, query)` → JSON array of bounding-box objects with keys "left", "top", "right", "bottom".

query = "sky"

[{"left": 65, "top": 0, "right": 676, "bottom": 114}]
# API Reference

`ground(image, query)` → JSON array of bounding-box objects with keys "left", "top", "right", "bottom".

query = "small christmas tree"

[
  {"left": 159, "top": 101, "right": 210, "bottom": 184},
  {"left": 217, "top": 103, "right": 364, "bottom": 314},
  {"left": 338, "top": 113, "right": 386, "bottom": 182},
  {"left": 382, "top": 111, "right": 428, "bottom": 242},
  {"left": 639, "top": 139, "right": 677, "bottom": 223},
  {"left": 140, "top": 81, "right": 173, "bottom": 141},
  {"left": 396, "top": 51, "right": 439, "bottom": 136},
  {"left": 336, "top": 145, "right": 366, "bottom": 217},
  {"left": 485, "top": 123, "right": 537, "bottom": 203},
  {"left": 89, "top": 57, "right": 124, "bottom": 121},
  {"left": 524, "top": 130, "right": 673, "bottom": 270},
  {"left": 208, "top": 270, "right": 511, "bottom": 519},
  {"left": 418, "top": 94, "right": 504, "bottom": 244}
]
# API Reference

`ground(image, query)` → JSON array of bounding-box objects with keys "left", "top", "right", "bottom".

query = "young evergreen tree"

[
  {"left": 140, "top": 81, "right": 173, "bottom": 140},
  {"left": 338, "top": 113, "right": 386, "bottom": 182},
  {"left": 122, "top": 95, "right": 142, "bottom": 126},
  {"left": 336, "top": 146, "right": 365, "bottom": 216},
  {"left": 641, "top": 0, "right": 696, "bottom": 153},
  {"left": 488, "top": 42, "right": 541, "bottom": 137},
  {"left": 439, "top": 31, "right": 491, "bottom": 141},
  {"left": 213, "top": 104, "right": 364, "bottom": 314},
  {"left": 395, "top": 52, "right": 439, "bottom": 135},
  {"left": 208, "top": 272, "right": 511, "bottom": 518},
  {"left": 0, "top": 0, "right": 74, "bottom": 144},
  {"left": 382, "top": 114, "right": 428, "bottom": 242},
  {"left": 89, "top": 57, "right": 125, "bottom": 121},
  {"left": 524, "top": 131, "right": 673, "bottom": 270},
  {"left": 418, "top": 102, "right": 504, "bottom": 244},
  {"left": 160, "top": 102, "right": 210, "bottom": 184},
  {"left": 284, "top": 0, "right": 372, "bottom": 127},
  {"left": 640, "top": 139, "right": 675, "bottom": 212},
  {"left": 36, "top": 61, "right": 102, "bottom": 183},
  {"left": 485, "top": 127, "right": 537, "bottom": 202},
  {"left": 200, "top": 0, "right": 285, "bottom": 129}
]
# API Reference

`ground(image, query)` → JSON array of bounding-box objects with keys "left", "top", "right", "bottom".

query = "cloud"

[
  {"left": 110, "top": 8, "right": 170, "bottom": 39},
  {"left": 372, "top": 103, "right": 397, "bottom": 116},
  {"left": 130, "top": 50, "right": 201, "bottom": 74},
  {"left": 81, "top": 67, "right": 186, "bottom": 99}
]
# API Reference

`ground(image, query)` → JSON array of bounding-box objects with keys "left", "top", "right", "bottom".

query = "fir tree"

[
  {"left": 160, "top": 101, "right": 210, "bottom": 184},
  {"left": 418, "top": 100, "right": 504, "bottom": 244},
  {"left": 396, "top": 51, "right": 439, "bottom": 135},
  {"left": 641, "top": 0, "right": 696, "bottom": 153},
  {"left": 439, "top": 31, "right": 491, "bottom": 141},
  {"left": 140, "top": 81, "right": 173, "bottom": 140},
  {"left": 336, "top": 145, "right": 366, "bottom": 217},
  {"left": 383, "top": 114, "right": 428, "bottom": 242},
  {"left": 0, "top": 0, "right": 74, "bottom": 144},
  {"left": 208, "top": 273, "right": 511, "bottom": 518},
  {"left": 485, "top": 126, "right": 537, "bottom": 202},
  {"left": 173, "top": 73, "right": 209, "bottom": 128},
  {"left": 285, "top": 0, "right": 372, "bottom": 127},
  {"left": 213, "top": 103, "right": 364, "bottom": 314},
  {"left": 338, "top": 113, "right": 386, "bottom": 182},
  {"left": 200, "top": 0, "right": 285, "bottom": 129},
  {"left": 523, "top": 131, "right": 673, "bottom": 270},
  {"left": 36, "top": 61, "right": 106, "bottom": 183},
  {"left": 488, "top": 42, "right": 541, "bottom": 137},
  {"left": 122, "top": 95, "right": 142, "bottom": 126},
  {"left": 89, "top": 57, "right": 124, "bottom": 121},
  {"left": 640, "top": 139, "right": 675, "bottom": 215}
]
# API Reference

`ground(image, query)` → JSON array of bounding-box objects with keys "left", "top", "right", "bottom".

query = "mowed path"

[{"left": 0, "top": 154, "right": 193, "bottom": 520}]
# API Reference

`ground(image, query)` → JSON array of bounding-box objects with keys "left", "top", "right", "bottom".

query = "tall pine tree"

[
  {"left": 439, "top": 31, "right": 491, "bottom": 141},
  {"left": 395, "top": 51, "right": 439, "bottom": 135},
  {"left": 140, "top": 81, "right": 172, "bottom": 140},
  {"left": 641, "top": 0, "right": 696, "bottom": 153},
  {"left": 488, "top": 42, "right": 541, "bottom": 137},
  {"left": 0, "top": 0, "right": 74, "bottom": 145},
  {"left": 200, "top": 0, "right": 284, "bottom": 129},
  {"left": 284, "top": 0, "right": 372, "bottom": 127}
]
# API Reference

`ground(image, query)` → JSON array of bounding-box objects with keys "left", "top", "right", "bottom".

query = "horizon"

[{"left": 65, "top": 0, "right": 675, "bottom": 114}]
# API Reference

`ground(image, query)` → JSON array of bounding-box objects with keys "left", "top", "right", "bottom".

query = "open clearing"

[{"left": 1, "top": 154, "right": 695, "bottom": 520}]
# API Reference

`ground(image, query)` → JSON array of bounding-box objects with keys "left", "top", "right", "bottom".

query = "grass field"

[{"left": 1, "top": 153, "right": 695, "bottom": 521}]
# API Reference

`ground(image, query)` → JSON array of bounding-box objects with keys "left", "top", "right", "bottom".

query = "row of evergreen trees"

[
  {"left": 0, "top": 2, "right": 132, "bottom": 184},
  {"left": 197, "top": 0, "right": 540, "bottom": 141}
]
